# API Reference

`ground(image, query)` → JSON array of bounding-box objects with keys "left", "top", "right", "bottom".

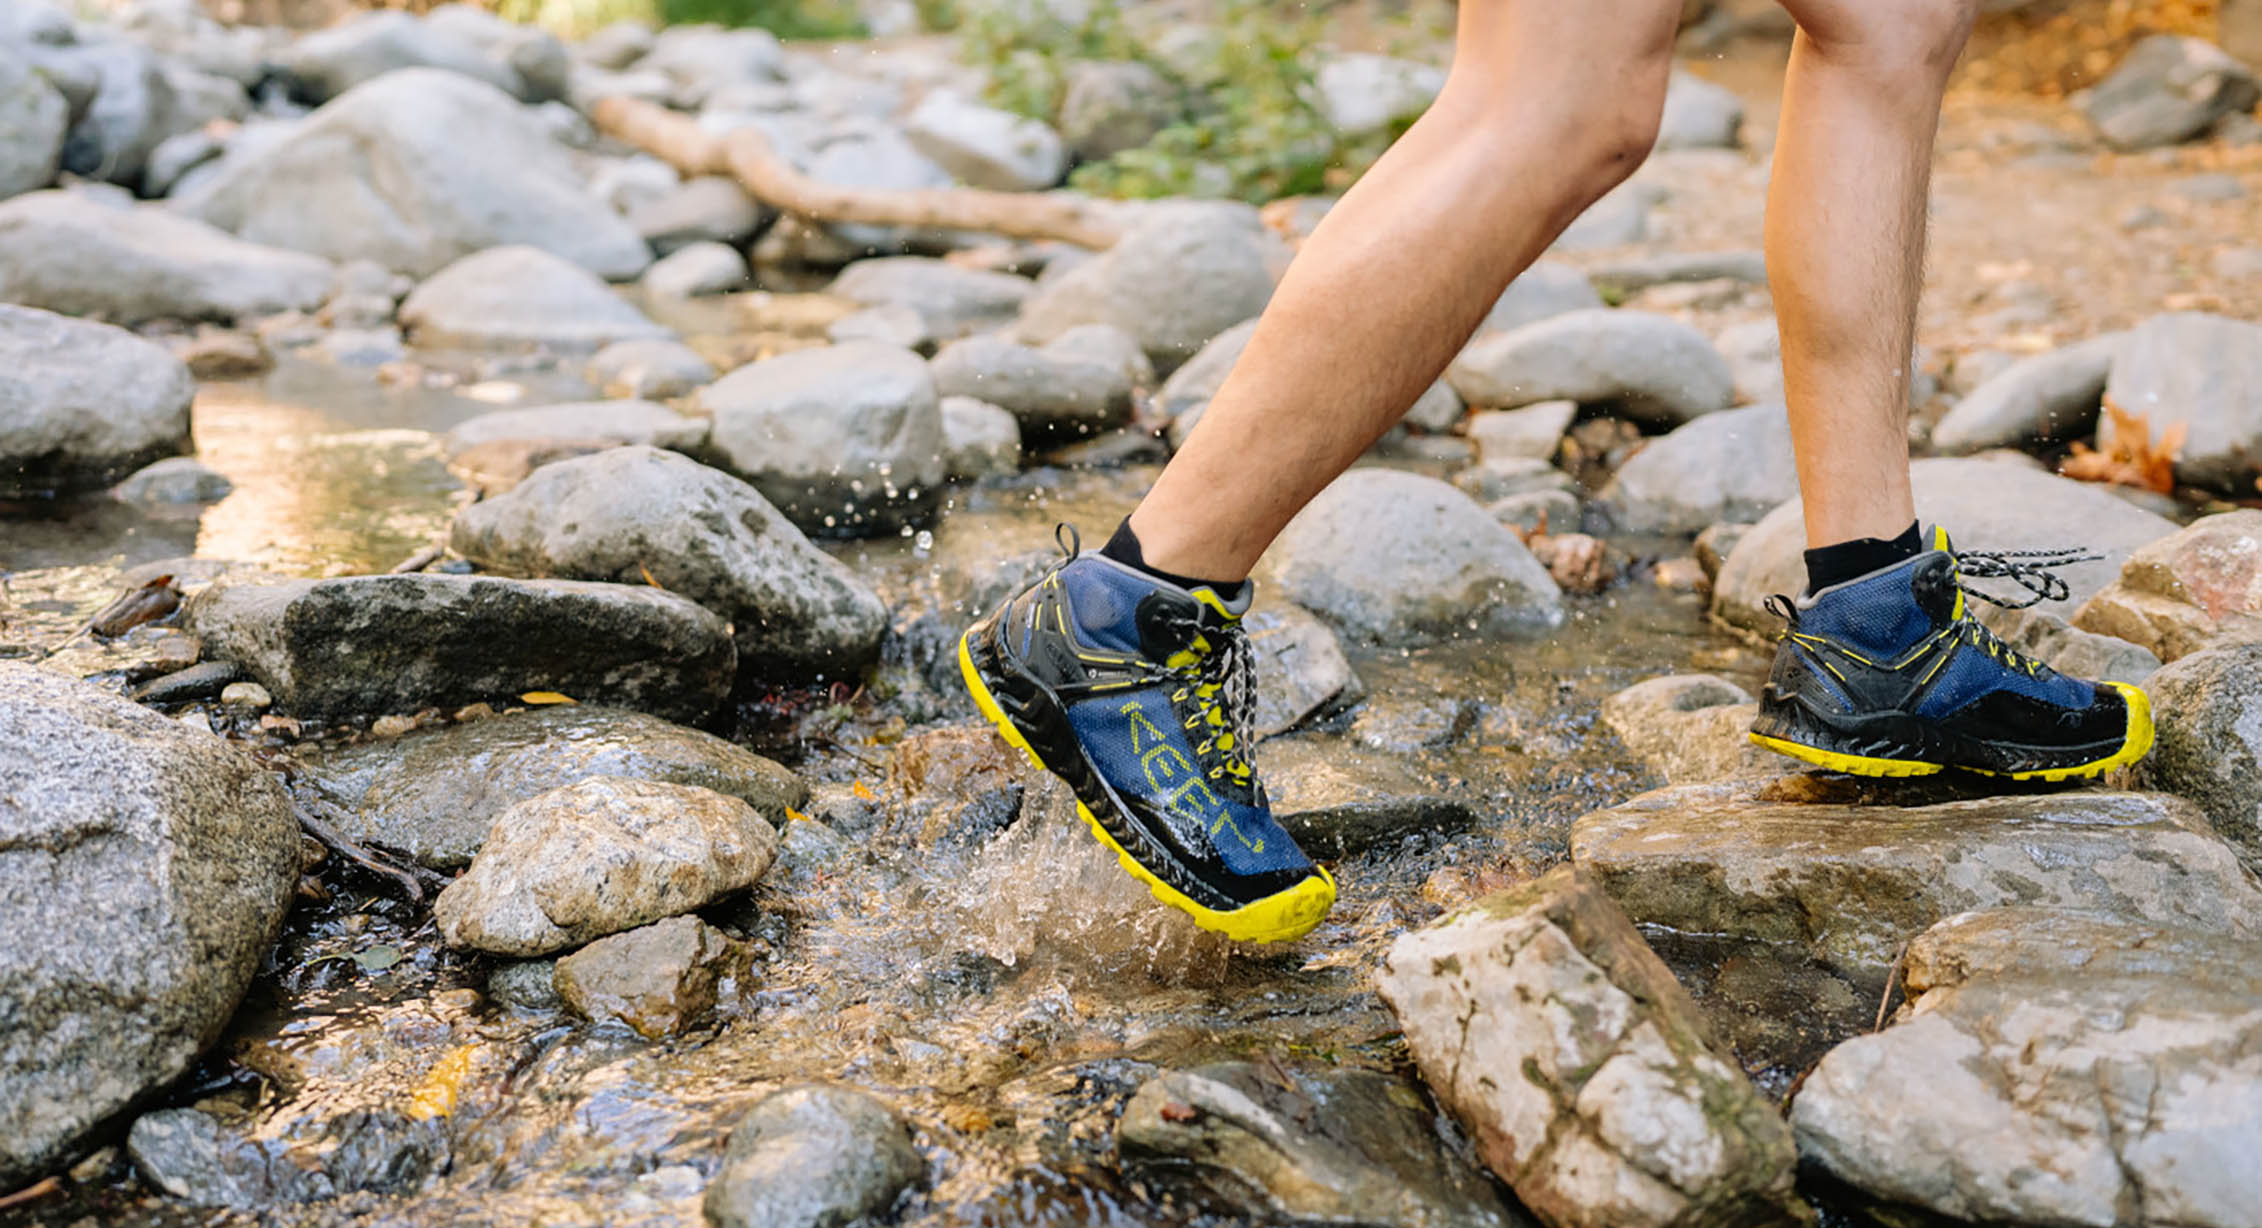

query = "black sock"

[
  {"left": 1805, "top": 521, "right": 1923, "bottom": 594},
  {"left": 1099, "top": 519, "right": 1248, "bottom": 600}
]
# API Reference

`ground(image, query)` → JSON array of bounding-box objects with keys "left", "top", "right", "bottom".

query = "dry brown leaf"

[{"left": 2059, "top": 397, "right": 2182, "bottom": 494}]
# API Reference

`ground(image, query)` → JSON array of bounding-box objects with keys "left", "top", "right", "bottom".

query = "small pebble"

[
  {"left": 370, "top": 714, "right": 417, "bottom": 738},
  {"left": 220, "top": 682, "right": 272, "bottom": 710},
  {"left": 2119, "top": 205, "right": 2170, "bottom": 231}
]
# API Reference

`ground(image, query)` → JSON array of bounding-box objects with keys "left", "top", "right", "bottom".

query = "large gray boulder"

[
  {"left": 302, "top": 705, "right": 804, "bottom": 870},
  {"left": 1928, "top": 333, "right": 2121, "bottom": 454},
  {"left": 1654, "top": 70, "right": 1743, "bottom": 150},
  {"left": 37, "top": 39, "right": 190, "bottom": 189},
  {"left": 903, "top": 87, "right": 1066, "bottom": 191},
  {"left": 183, "top": 574, "right": 736, "bottom": 723},
  {"left": 452, "top": 446, "right": 889, "bottom": 678},
  {"left": 434, "top": 776, "right": 779, "bottom": 955},
  {"left": 2101, "top": 312, "right": 2262, "bottom": 491},
  {"left": 695, "top": 341, "right": 945, "bottom": 537},
  {"left": 2074, "top": 509, "right": 2262, "bottom": 663},
  {"left": 1603, "top": 403, "right": 1797, "bottom": 535},
  {"left": 1015, "top": 206, "right": 1282, "bottom": 369},
  {"left": 1264, "top": 468, "right": 1564, "bottom": 644},
  {"left": 928, "top": 329, "right": 1137, "bottom": 441},
  {"left": 637, "top": 24, "right": 784, "bottom": 108},
  {"left": 827, "top": 256, "right": 1033, "bottom": 343},
  {"left": 1794, "top": 908, "right": 2262, "bottom": 1226},
  {"left": 704, "top": 1085, "right": 924, "bottom": 1228},
  {"left": 2135, "top": 642, "right": 2262, "bottom": 872},
  {"left": 0, "top": 304, "right": 192, "bottom": 499},
  {"left": 2081, "top": 34, "right": 2260, "bottom": 150},
  {"left": 277, "top": 11, "right": 519, "bottom": 103},
  {"left": 1056, "top": 59, "right": 1176, "bottom": 160},
  {"left": 0, "top": 47, "right": 67, "bottom": 199},
  {"left": 1376, "top": 866, "right": 1805, "bottom": 1228},
  {"left": 0, "top": 192, "right": 333, "bottom": 324},
  {"left": 442, "top": 399, "right": 707, "bottom": 460},
  {"left": 0, "top": 664, "right": 297, "bottom": 1188},
  {"left": 1479, "top": 261, "right": 1603, "bottom": 335},
  {"left": 1311, "top": 53, "right": 1442, "bottom": 136},
  {"left": 174, "top": 68, "right": 649, "bottom": 279},
  {"left": 1572, "top": 780, "right": 2262, "bottom": 989},
  {"left": 1712, "top": 457, "right": 2178, "bottom": 636},
  {"left": 1153, "top": 317, "right": 1258, "bottom": 423},
  {"left": 1448, "top": 309, "right": 1735, "bottom": 427},
  {"left": 399, "top": 245, "right": 671, "bottom": 351}
]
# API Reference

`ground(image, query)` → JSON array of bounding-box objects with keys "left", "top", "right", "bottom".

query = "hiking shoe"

[
  {"left": 957, "top": 527, "right": 1335, "bottom": 942},
  {"left": 1750, "top": 528, "right": 2153, "bottom": 780}
]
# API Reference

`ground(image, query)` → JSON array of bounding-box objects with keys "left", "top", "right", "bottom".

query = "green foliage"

[
  {"left": 494, "top": 0, "right": 660, "bottom": 37},
  {"left": 658, "top": 0, "right": 867, "bottom": 39},
  {"left": 958, "top": 0, "right": 1423, "bottom": 205}
]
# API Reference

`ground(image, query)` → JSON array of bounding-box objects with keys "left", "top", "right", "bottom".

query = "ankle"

[
  {"left": 1100, "top": 518, "right": 1248, "bottom": 600},
  {"left": 1804, "top": 521, "right": 1922, "bottom": 594}
]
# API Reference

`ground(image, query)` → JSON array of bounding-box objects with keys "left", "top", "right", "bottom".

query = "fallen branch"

[
  {"left": 587, "top": 94, "right": 1125, "bottom": 250},
  {"left": 286, "top": 788, "right": 446, "bottom": 905}
]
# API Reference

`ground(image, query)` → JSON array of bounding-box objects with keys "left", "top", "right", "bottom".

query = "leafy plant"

[{"left": 658, "top": 0, "right": 867, "bottom": 38}]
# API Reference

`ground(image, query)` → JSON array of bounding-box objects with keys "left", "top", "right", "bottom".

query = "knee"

[
  {"left": 1443, "top": 38, "right": 1673, "bottom": 201},
  {"left": 1790, "top": 0, "right": 1980, "bottom": 84}
]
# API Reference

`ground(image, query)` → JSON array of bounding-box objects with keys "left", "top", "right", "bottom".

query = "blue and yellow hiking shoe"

[
  {"left": 957, "top": 528, "right": 1335, "bottom": 942},
  {"left": 1751, "top": 528, "right": 2153, "bottom": 781}
]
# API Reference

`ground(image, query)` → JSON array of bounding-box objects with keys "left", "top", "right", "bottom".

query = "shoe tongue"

[
  {"left": 1910, "top": 551, "right": 1961, "bottom": 623},
  {"left": 1134, "top": 580, "right": 1249, "bottom": 662}
]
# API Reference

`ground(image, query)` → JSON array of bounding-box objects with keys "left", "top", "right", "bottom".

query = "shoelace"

[
  {"left": 1950, "top": 546, "right": 2099, "bottom": 609},
  {"left": 1164, "top": 612, "right": 1258, "bottom": 788}
]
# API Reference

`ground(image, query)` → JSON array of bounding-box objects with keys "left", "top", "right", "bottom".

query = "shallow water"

[{"left": 2, "top": 345, "right": 1875, "bottom": 1228}]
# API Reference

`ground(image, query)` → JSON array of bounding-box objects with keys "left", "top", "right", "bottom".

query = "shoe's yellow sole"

[
  {"left": 956, "top": 631, "right": 1335, "bottom": 944},
  {"left": 1748, "top": 681, "right": 2157, "bottom": 782}
]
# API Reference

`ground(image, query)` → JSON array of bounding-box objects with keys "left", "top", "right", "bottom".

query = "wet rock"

[
  {"left": 0, "top": 191, "right": 329, "bottom": 324},
  {"left": 1265, "top": 468, "right": 1565, "bottom": 644},
  {"left": 1313, "top": 52, "right": 1442, "bottom": 136},
  {"left": 905, "top": 87, "right": 1065, "bottom": 190},
  {"left": 0, "top": 46, "right": 67, "bottom": 198},
  {"left": 1245, "top": 600, "right": 1360, "bottom": 738},
  {"left": 1376, "top": 866, "right": 1805, "bottom": 1228},
  {"left": 1928, "top": 332, "right": 2121, "bottom": 453},
  {"left": 130, "top": 660, "right": 241, "bottom": 705},
  {"left": 630, "top": 175, "right": 763, "bottom": 254},
  {"left": 1262, "top": 737, "right": 1477, "bottom": 857},
  {"left": 1489, "top": 489, "right": 1581, "bottom": 536},
  {"left": 581, "top": 19, "right": 656, "bottom": 68},
  {"left": 304, "top": 705, "right": 804, "bottom": 870},
  {"left": 641, "top": 240, "right": 751, "bottom": 298},
  {"left": 401, "top": 245, "right": 672, "bottom": 352},
  {"left": 589, "top": 338, "right": 716, "bottom": 399},
  {"left": 1984, "top": 604, "right": 2160, "bottom": 685},
  {"left": 1451, "top": 456, "right": 1577, "bottom": 503},
  {"left": 0, "top": 304, "right": 193, "bottom": 499},
  {"left": 127, "top": 1104, "right": 448, "bottom": 1209},
  {"left": 2081, "top": 34, "right": 2260, "bottom": 150},
  {"left": 114, "top": 456, "right": 232, "bottom": 504},
  {"left": 2101, "top": 312, "right": 2262, "bottom": 491},
  {"left": 1467, "top": 401, "right": 1575, "bottom": 464},
  {"left": 1479, "top": 261, "right": 1604, "bottom": 335},
  {"left": 1016, "top": 206, "right": 1282, "bottom": 369},
  {"left": 1654, "top": 70, "right": 1743, "bottom": 150},
  {"left": 703, "top": 1084, "right": 923, "bottom": 1228},
  {"left": 1119, "top": 1063, "right": 1516, "bottom": 1228},
  {"left": 939, "top": 395, "right": 1021, "bottom": 480},
  {"left": 37, "top": 39, "right": 189, "bottom": 189},
  {"left": 1604, "top": 403, "right": 1797, "bottom": 535},
  {"left": 184, "top": 573, "right": 736, "bottom": 723},
  {"left": 175, "top": 69, "right": 649, "bottom": 279},
  {"left": 1600, "top": 675, "right": 1774, "bottom": 786},
  {"left": 1448, "top": 309, "right": 1735, "bottom": 427},
  {"left": 828, "top": 256, "right": 1033, "bottom": 343},
  {"left": 828, "top": 303, "right": 931, "bottom": 352},
  {"left": 2134, "top": 641, "right": 2262, "bottom": 871},
  {"left": 1571, "top": 779, "right": 2262, "bottom": 989},
  {"left": 437, "top": 776, "right": 779, "bottom": 956},
  {"left": 1711, "top": 457, "right": 2176, "bottom": 637},
  {"left": 452, "top": 446, "right": 889, "bottom": 677},
  {"left": 444, "top": 399, "right": 707, "bottom": 462},
  {"left": 882, "top": 721, "right": 1026, "bottom": 848},
  {"left": 277, "top": 10, "right": 519, "bottom": 102},
  {"left": 1793, "top": 908, "right": 2262, "bottom": 1226},
  {"left": 1057, "top": 59, "right": 1175, "bottom": 159},
  {"left": 1591, "top": 252, "right": 1766, "bottom": 299},
  {"left": 486, "top": 959, "right": 561, "bottom": 1012},
  {"left": 176, "top": 328, "right": 271, "bottom": 379},
  {"left": 2074, "top": 510, "right": 2262, "bottom": 662},
  {"left": 929, "top": 329, "right": 1136, "bottom": 441},
  {"left": 555, "top": 915, "right": 741, "bottom": 1039},
  {"left": 696, "top": 340, "right": 945, "bottom": 537},
  {"left": 0, "top": 664, "right": 297, "bottom": 1188}
]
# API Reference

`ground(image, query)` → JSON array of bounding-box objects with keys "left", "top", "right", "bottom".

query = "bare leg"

[
  {"left": 1768, "top": 0, "right": 1978, "bottom": 548},
  {"left": 1125, "top": 0, "right": 1684, "bottom": 583}
]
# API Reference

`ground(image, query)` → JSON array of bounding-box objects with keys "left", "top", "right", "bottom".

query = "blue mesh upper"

[
  {"left": 1800, "top": 557, "right": 1935, "bottom": 658},
  {"left": 1056, "top": 557, "right": 1156, "bottom": 655},
  {"left": 1065, "top": 686, "right": 1310, "bottom": 877},
  {"left": 1915, "top": 647, "right": 2092, "bottom": 719}
]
